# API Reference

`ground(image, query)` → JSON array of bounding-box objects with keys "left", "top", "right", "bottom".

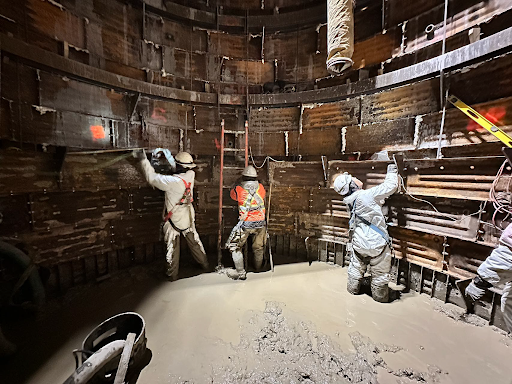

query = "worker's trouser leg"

[
  {"left": 163, "top": 222, "right": 209, "bottom": 281},
  {"left": 347, "top": 250, "right": 368, "bottom": 295},
  {"left": 163, "top": 222, "right": 181, "bottom": 280},
  {"left": 227, "top": 226, "right": 250, "bottom": 275},
  {"left": 251, "top": 227, "right": 267, "bottom": 271},
  {"left": 465, "top": 245, "right": 512, "bottom": 333},
  {"left": 182, "top": 224, "right": 209, "bottom": 270},
  {"left": 369, "top": 247, "right": 392, "bottom": 303},
  {"left": 347, "top": 247, "right": 391, "bottom": 303}
]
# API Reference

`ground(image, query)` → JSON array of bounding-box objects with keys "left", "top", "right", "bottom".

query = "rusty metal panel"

[
  {"left": 131, "top": 187, "right": 164, "bottom": 216},
  {"left": 250, "top": 106, "right": 300, "bottom": 132},
  {"left": 386, "top": 0, "right": 443, "bottom": 25},
  {"left": 403, "top": 0, "right": 512, "bottom": 55},
  {"left": 61, "top": 153, "right": 146, "bottom": 192},
  {"left": 351, "top": 28, "right": 401, "bottom": 69},
  {"left": 268, "top": 212, "right": 296, "bottom": 234},
  {"left": 309, "top": 187, "right": 347, "bottom": 215},
  {"left": 387, "top": 195, "right": 481, "bottom": 241},
  {"left": 297, "top": 212, "right": 349, "bottom": 241},
  {"left": 302, "top": 99, "right": 360, "bottom": 130},
  {"left": 26, "top": 0, "right": 86, "bottom": 49},
  {"left": 248, "top": 131, "right": 286, "bottom": 156},
  {"left": 390, "top": 227, "right": 444, "bottom": 270},
  {"left": 25, "top": 222, "right": 112, "bottom": 265},
  {"left": 446, "top": 238, "right": 493, "bottom": 279},
  {"left": 269, "top": 161, "right": 324, "bottom": 187},
  {"left": 111, "top": 214, "right": 161, "bottom": 249},
  {"left": 344, "top": 119, "right": 415, "bottom": 154},
  {"left": 145, "top": 123, "right": 181, "bottom": 151},
  {"left": 405, "top": 156, "right": 506, "bottom": 201},
  {"left": 328, "top": 160, "right": 389, "bottom": 189},
  {"left": 270, "top": 187, "right": 310, "bottom": 213},
  {"left": 288, "top": 128, "right": 342, "bottom": 156},
  {"left": 361, "top": 79, "right": 439, "bottom": 123},
  {"left": 188, "top": 131, "right": 219, "bottom": 155},
  {"left": 415, "top": 96, "right": 512, "bottom": 150},
  {"left": 0, "top": 195, "right": 30, "bottom": 236},
  {"left": 170, "top": 49, "right": 207, "bottom": 80},
  {"left": 38, "top": 72, "right": 129, "bottom": 120},
  {"left": 222, "top": 59, "right": 273, "bottom": 85},
  {"left": 31, "top": 190, "right": 129, "bottom": 230},
  {"left": 0, "top": 150, "right": 59, "bottom": 196},
  {"left": 209, "top": 31, "right": 260, "bottom": 60}
]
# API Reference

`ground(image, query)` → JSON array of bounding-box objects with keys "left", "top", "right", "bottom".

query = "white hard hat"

[
  {"left": 242, "top": 165, "right": 258, "bottom": 178},
  {"left": 333, "top": 173, "right": 352, "bottom": 195},
  {"left": 175, "top": 151, "right": 195, "bottom": 168}
]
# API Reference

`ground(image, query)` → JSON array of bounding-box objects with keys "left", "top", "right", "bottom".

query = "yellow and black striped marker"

[{"left": 448, "top": 94, "right": 512, "bottom": 148}]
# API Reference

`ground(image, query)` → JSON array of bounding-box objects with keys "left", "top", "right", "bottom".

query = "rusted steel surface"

[
  {"left": 288, "top": 128, "right": 342, "bottom": 156},
  {"left": 344, "top": 118, "right": 416, "bottom": 154},
  {"left": 269, "top": 161, "right": 324, "bottom": 187},
  {"left": 0, "top": 195, "right": 31, "bottom": 236},
  {"left": 302, "top": 99, "right": 360, "bottom": 130},
  {"left": 390, "top": 227, "right": 445, "bottom": 270},
  {"left": 31, "top": 190, "right": 129, "bottom": 230},
  {"left": 250, "top": 107, "right": 300, "bottom": 132}
]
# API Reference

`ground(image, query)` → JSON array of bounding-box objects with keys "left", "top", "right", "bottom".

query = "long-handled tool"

[{"left": 266, "top": 181, "right": 274, "bottom": 272}]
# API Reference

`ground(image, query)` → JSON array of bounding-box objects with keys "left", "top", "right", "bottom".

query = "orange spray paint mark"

[
  {"left": 90, "top": 125, "right": 106, "bottom": 140},
  {"left": 151, "top": 107, "right": 167, "bottom": 123},
  {"left": 214, "top": 138, "right": 221, "bottom": 150},
  {"left": 466, "top": 106, "right": 506, "bottom": 132}
]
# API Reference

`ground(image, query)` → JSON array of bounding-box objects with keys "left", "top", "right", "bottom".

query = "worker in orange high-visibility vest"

[
  {"left": 133, "top": 149, "right": 209, "bottom": 281},
  {"left": 226, "top": 165, "right": 267, "bottom": 280}
]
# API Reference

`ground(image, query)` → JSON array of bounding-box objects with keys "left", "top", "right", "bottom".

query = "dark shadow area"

[{"left": 0, "top": 264, "right": 171, "bottom": 384}]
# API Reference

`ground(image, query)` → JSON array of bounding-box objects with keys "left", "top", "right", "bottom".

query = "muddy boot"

[
  {"left": 371, "top": 284, "right": 389, "bottom": 303},
  {"left": 0, "top": 327, "right": 16, "bottom": 358},
  {"left": 226, "top": 268, "right": 247, "bottom": 280},
  {"left": 347, "top": 276, "right": 362, "bottom": 295},
  {"left": 456, "top": 278, "right": 478, "bottom": 314}
]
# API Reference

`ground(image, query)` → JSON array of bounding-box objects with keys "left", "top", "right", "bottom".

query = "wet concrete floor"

[{"left": 1, "top": 262, "right": 511, "bottom": 383}]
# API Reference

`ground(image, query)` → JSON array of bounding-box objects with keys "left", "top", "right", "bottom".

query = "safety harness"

[
  {"left": 349, "top": 199, "right": 392, "bottom": 248},
  {"left": 163, "top": 177, "right": 193, "bottom": 224}
]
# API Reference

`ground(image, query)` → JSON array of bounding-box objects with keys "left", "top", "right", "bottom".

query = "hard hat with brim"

[
  {"left": 242, "top": 165, "right": 258, "bottom": 178},
  {"left": 175, "top": 151, "right": 196, "bottom": 169}
]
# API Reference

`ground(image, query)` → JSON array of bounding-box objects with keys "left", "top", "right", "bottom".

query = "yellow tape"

[{"left": 448, "top": 94, "right": 512, "bottom": 148}]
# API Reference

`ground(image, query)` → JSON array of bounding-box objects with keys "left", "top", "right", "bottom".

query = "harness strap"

[
  {"left": 349, "top": 200, "right": 392, "bottom": 248},
  {"left": 162, "top": 177, "right": 193, "bottom": 223}
]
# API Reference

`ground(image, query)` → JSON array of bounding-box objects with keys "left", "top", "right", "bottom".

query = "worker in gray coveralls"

[
  {"left": 459, "top": 223, "right": 512, "bottom": 333},
  {"left": 333, "top": 164, "right": 399, "bottom": 302},
  {"left": 133, "top": 149, "right": 209, "bottom": 281}
]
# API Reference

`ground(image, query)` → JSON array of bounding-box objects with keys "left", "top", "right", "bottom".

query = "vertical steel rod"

[
  {"left": 217, "top": 119, "right": 225, "bottom": 266},
  {"left": 245, "top": 120, "right": 249, "bottom": 168}
]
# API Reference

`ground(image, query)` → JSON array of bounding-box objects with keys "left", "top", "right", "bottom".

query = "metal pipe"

[
  {"left": 217, "top": 119, "right": 225, "bottom": 267},
  {"left": 244, "top": 120, "right": 249, "bottom": 168}
]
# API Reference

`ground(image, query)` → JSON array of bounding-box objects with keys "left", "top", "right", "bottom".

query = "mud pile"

[{"left": 210, "top": 302, "right": 447, "bottom": 384}]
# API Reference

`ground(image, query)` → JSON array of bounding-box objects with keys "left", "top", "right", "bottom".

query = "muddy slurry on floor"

[{"left": 210, "top": 302, "right": 447, "bottom": 384}]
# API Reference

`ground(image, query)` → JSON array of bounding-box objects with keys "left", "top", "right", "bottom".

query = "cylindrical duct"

[{"left": 326, "top": 0, "right": 354, "bottom": 75}]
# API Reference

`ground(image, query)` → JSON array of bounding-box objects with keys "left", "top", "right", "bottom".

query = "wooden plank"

[{"left": 114, "top": 333, "right": 136, "bottom": 384}]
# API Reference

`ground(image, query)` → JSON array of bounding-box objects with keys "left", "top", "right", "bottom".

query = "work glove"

[
  {"left": 387, "top": 163, "right": 397, "bottom": 173},
  {"left": 132, "top": 148, "right": 147, "bottom": 161}
]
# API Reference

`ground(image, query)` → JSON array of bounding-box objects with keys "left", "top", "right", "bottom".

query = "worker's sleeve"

[
  {"left": 258, "top": 184, "right": 266, "bottom": 199},
  {"left": 367, "top": 164, "right": 399, "bottom": 203},
  {"left": 139, "top": 158, "right": 181, "bottom": 191},
  {"left": 230, "top": 187, "right": 238, "bottom": 201}
]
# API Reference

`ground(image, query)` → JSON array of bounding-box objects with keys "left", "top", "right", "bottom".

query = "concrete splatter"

[{"left": 209, "top": 302, "right": 447, "bottom": 384}]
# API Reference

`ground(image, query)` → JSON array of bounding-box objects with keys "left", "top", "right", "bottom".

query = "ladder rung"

[
  {"left": 223, "top": 165, "right": 245, "bottom": 169},
  {"left": 224, "top": 148, "right": 245, "bottom": 152},
  {"left": 224, "top": 130, "right": 245, "bottom": 134}
]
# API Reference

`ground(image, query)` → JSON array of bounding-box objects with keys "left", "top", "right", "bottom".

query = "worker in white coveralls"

[
  {"left": 459, "top": 223, "right": 512, "bottom": 333},
  {"left": 226, "top": 165, "right": 267, "bottom": 280},
  {"left": 333, "top": 163, "right": 399, "bottom": 302},
  {"left": 133, "top": 149, "right": 209, "bottom": 281}
]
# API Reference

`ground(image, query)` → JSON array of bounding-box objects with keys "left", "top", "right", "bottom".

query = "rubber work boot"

[
  {"left": 226, "top": 269, "right": 247, "bottom": 280},
  {"left": 456, "top": 278, "right": 476, "bottom": 314}
]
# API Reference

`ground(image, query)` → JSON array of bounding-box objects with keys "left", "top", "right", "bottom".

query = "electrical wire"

[
  {"left": 392, "top": 155, "right": 489, "bottom": 225},
  {"left": 489, "top": 160, "right": 512, "bottom": 228},
  {"left": 436, "top": 0, "right": 449, "bottom": 159},
  {"left": 249, "top": 146, "right": 284, "bottom": 169}
]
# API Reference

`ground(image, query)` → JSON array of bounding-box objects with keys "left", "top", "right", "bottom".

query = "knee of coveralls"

[
  {"left": 347, "top": 250, "right": 367, "bottom": 295},
  {"left": 501, "top": 283, "right": 512, "bottom": 334},
  {"left": 252, "top": 227, "right": 267, "bottom": 271},
  {"left": 369, "top": 246, "right": 392, "bottom": 294},
  {"left": 228, "top": 226, "right": 249, "bottom": 272}
]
